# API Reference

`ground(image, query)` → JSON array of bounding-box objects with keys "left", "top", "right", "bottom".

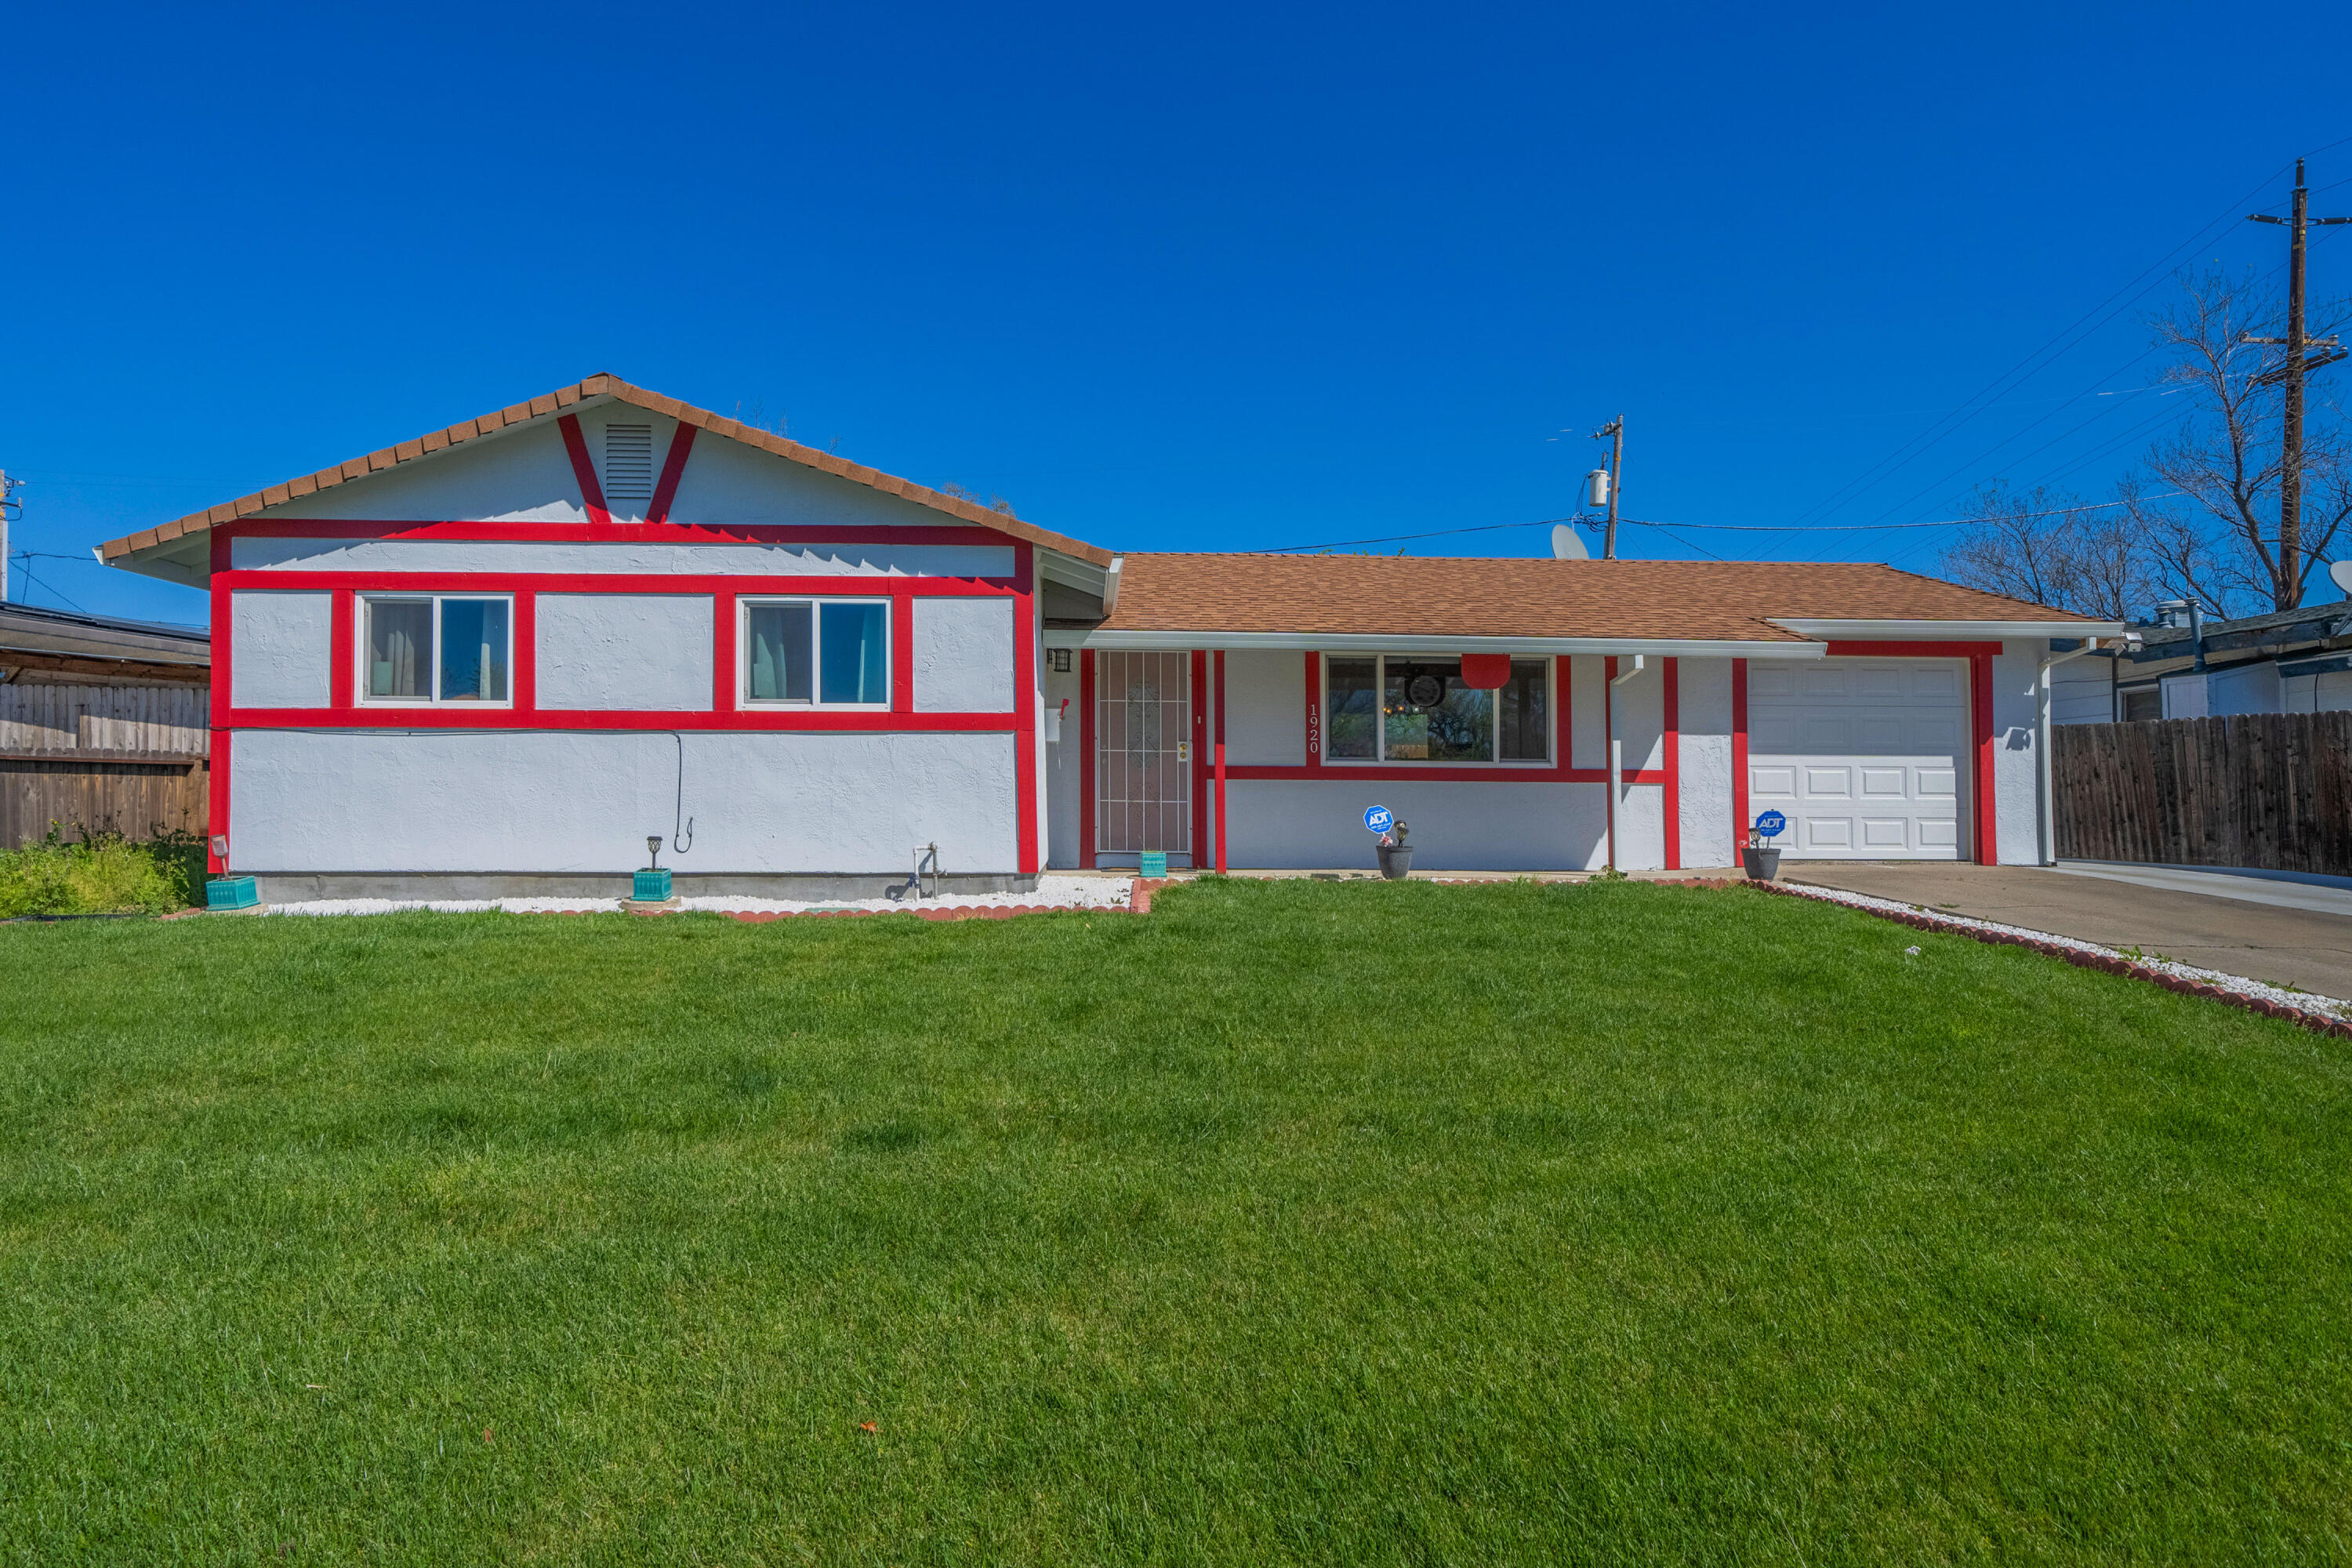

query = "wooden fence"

[
  {"left": 2052, "top": 713, "right": 2352, "bottom": 877},
  {"left": 0, "top": 681, "right": 209, "bottom": 755},
  {"left": 1, "top": 755, "right": 209, "bottom": 848},
  {"left": 0, "top": 681, "right": 210, "bottom": 848}
]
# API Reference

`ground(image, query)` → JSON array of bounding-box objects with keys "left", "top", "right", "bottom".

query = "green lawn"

[{"left": 3, "top": 880, "right": 2349, "bottom": 1565}]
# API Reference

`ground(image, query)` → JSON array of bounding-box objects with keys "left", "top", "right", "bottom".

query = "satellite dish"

[
  {"left": 2333, "top": 559, "right": 2352, "bottom": 597},
  {"left": 1551, "top": 523, "right": 1589, "bottom": 561}
]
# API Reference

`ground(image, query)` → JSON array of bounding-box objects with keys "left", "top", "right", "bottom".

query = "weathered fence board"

[
  {"left": 2053, "top": 713, "right": 2352, "bottom": 876},
  {"left": 0, "top": 757, "right": 209, "bottom": 848},
  {"left": 0, "top": 681, "right": 208, "bottom": 756}
]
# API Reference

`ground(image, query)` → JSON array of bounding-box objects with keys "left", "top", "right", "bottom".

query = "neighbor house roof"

[
  {"left": 96, "top": 373, "right": 1115, "bottom": 570},
  {"left": 0, "top": 601, "right": 210, "bottom": 678},
  {"left": 1098, "top": 554, "right": 2106, "bottom": 643}
]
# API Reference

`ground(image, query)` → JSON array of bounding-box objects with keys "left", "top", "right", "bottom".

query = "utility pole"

[
  {"left": 2246, "top": 158, "right": 2351, "bottom": 608},
  {"left": 1592, "top": 417, "right": 1624, "bottom": 559},
  {"left": 0, "top": 471, "right": 20, "bottom": 604}
]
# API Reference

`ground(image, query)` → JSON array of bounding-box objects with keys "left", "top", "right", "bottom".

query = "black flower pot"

[
  {"left": 1377, "top": 844, "right": 1413, "bottom": 880},
  {"left": 1741, "top": 847, "right": 1781, "bottom": 881}
]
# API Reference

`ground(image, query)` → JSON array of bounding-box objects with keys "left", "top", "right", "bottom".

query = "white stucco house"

[{"left": 100, "top": 376, "right": 2122, "bottom": 897}]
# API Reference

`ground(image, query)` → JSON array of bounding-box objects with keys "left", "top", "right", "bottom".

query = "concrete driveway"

[{"left": 1780, "top": 861, "right": 2352, "bottom": 1000}]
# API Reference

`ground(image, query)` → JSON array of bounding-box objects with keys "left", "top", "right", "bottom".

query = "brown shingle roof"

[
  {"left": 1103, "top": 554, "right": 2100, "bottom": 641},
  {"left": 96, "top": 373, "right": 1113, "bottom": 568}
]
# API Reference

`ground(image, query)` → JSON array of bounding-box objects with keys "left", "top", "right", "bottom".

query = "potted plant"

[
  {"left": 1376, "top": 819, "right": 1412, "bottom": 880},
  {"left": 1740, "top": 829, "right": 1780, "bottom": 881}
]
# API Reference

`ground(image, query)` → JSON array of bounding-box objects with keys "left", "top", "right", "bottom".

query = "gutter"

[{"left": 1606, "top": 655, "right": 1647, "bottom": 870}]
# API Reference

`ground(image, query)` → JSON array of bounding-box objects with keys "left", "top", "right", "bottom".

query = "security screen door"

[{"left": 1095, "top": 651, "right": 1192, "bottom": 862}]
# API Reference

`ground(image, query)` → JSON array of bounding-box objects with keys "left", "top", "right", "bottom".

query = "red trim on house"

[
  {"left": 1189, "top": 649, "right": 1208, "bottom": 862},
  {"left": 712, "top": 590, "right": 737, "bottom": 713},
  {"left": 1731, "top": 658, "right": 1749, "bottom": 846},
  {"left": 328, "top": 587, "right": 355, "bottom": 710},
  {"left": 1555, "top": 655, "right": 1572, "bottom": 770},
  {"left": 1604, "top": 655, "right": 1618, "bottom": 868},
  {"left": 1222, "top": 764, "right": 1659, "bottom": 784},
  {"left": 209, "top": 531, "right": 230, "bottom": 874},
  {"left": 220, "top": 571, "right": 1019, "bottom": 597},
  {"left": 1014, "top": 545, "right": 1040, "bottom": 875},
  {"left": 1079, "top": 648, "right": 1097, "bottom": 869},
  {"left": 1304, "top": 651, "right": 1322, "bottom": 768},
  {"left": 1663, "top": 656, "right": 1680, "bottom": 870},
  {"left": 644, "top": 423, "right": 698, "bottom": 528},
  {"left": 1972, "top": 649, "right": 1998, "bottom": 865},
  {"left": 222, "top": 708, "right": 1019, "bottom": 733},
  {"left": 890, "top": 592, "right": 916, "bottom": 713},
  {"left": 1214, "top": 649, "right": 1228, "bottom": 873},
  {"left": 220, "top": 517, "right": 1029, "bottom": 550},
  {"left": 1824, "top": 640, "right": 2004, "bottom": 658},
  {"left": 557, "top": 414, "right": 612, "bottom": 529},
  {"left": 508, "top": 590, "right": 535, "bottom": 711}
]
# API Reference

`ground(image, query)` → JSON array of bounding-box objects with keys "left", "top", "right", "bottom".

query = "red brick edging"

[{"left": 1695, "top": 876, "right": 2352, "bottom": 1041}]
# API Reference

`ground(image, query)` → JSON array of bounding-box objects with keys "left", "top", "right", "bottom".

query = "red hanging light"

[{"left": 1458, "top": 653, "right": 1512, "bottom": 691}]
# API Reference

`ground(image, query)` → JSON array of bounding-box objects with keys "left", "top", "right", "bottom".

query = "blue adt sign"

[
  {"left": 1754, "top": 810, "right": 1788, "bottom": 838},
  {"left": 1363, "top": 804, "right": 1395, "bottom": 835}
]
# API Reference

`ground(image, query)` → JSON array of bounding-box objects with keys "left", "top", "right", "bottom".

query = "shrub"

[{"left": 0, "top": 827, "right": 195, "bottom": 918}]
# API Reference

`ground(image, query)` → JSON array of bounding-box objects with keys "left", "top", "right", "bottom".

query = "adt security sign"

[
  {"left": 1363, "top": 804, "right": 1395, "bottom": 835},
  {"left": 1753, "top": 810, "right": 1788, "bottom": 840}
]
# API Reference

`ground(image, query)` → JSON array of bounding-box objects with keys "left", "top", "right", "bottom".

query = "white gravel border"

[
  {"left": 262, "top": 874, "right": 1137, "bottom": 920},
  {"left": 1776, "top": 880, "right": 2352, "bottom": 1020}
]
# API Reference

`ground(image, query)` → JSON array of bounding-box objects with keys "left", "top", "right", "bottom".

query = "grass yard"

[{"left": 2, "top": 880, "right": 2350, "bottom": 1565}]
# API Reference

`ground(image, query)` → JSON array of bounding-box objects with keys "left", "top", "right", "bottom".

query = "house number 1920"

[{"left": 1307, "top": 699, "right": 1321, "bottom": 757}]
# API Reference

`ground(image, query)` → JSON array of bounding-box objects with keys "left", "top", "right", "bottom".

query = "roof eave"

[
  {"left": 1058, "top": 629, "right": 1830, "bottom": 657},
  {"left": 1769, "top": 617, "right": 2128, "bottom": 641}
]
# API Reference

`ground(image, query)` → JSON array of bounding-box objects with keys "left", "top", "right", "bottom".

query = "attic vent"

[{"left": 604, "top": 424, "right": 655, "bottom": 501}]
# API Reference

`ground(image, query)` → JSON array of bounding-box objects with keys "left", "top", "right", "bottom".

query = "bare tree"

[
  {"left": 1939, "top": 484, "right": 2157, "bottom": 620},
  {"left": 2122, "top": 268, "right": 2352, "bottom": 613}
]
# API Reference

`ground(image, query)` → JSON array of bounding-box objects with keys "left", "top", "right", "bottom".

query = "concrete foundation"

[{"left": 249, "top": 870, "right": 1043, "bottom": 902}]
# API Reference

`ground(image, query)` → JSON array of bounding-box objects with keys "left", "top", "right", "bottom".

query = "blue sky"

[{"left": 5, "top": 2, "right": 2349, "bottom": 626}]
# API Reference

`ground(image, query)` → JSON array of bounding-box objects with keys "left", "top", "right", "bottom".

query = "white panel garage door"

[{"left": 1748, "top": 659, "right": 1967, "bottom": 859}]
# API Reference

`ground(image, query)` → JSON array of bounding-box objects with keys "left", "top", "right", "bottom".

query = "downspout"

[
  {"left": 2036, "top": 634, "right": 2132, "bottom": 865},
  {"left": 1606, "top": 655, "right": 1646, "bottom": 869}
]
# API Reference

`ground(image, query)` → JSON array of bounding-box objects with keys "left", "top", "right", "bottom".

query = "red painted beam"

[
  {"left": 1214, "top": 649, "right": 1228, "bottom": 873},
  {"left": 1972, "top": 649, "right": 1998, "bottom": 864},
  {"left": 1731, "top": 657, "right": 1749, "bottom": 849},
  {"left": 1663, "top": 656, "right": 1680, "bottom": 870},
  {"left": 644, "top": 423, "right": 698, "bottom": 528},
  {"left": 1014, "top": 546, "right": 1039, "bottom": 875},
  {"left": 1304, "top": 651, "right": 1322, "bottom": 768},
  {"left": 1824, "top": 639, "right": 2004, "bottom": 658},
  {"left": 556, "top": 414, "right": 612, "bottom": 528}
]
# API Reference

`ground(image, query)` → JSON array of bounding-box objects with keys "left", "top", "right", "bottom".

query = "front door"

[{"left": 1095, "top": 651, "right": 1192, "bottom": 866}]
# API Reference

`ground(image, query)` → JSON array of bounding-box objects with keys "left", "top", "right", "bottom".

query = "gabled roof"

[
  {"left": 96, "top": 373, "right": 1114, "bottom": 568},
  {"left": 1098, "top": 554, "right": 2105, "bottom": 643}
]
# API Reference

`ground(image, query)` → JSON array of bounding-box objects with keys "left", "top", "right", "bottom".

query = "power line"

[
  {"left": 1258, "top": 494, "right": 2187, "bottom": 554},
  {"left": 1781, "top": 161, "right": 2306, "bottom": 532}
]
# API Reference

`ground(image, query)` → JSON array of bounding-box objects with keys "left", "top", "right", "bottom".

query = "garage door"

[{"left": 1748, "top": 659, "right": 1968, "bottom": 859}]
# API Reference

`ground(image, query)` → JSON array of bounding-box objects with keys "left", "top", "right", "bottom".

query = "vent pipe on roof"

[{"left": 1102, "top": 557, "right": 1123, "bottom": 619}]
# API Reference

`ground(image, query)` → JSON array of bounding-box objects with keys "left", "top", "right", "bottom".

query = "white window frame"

[
  {"left": 356, "top": 593, "right": 515, "bottom": 709},
  {"left": 1321, "top": 653, "right": 1554, "bottom": 766},
  {"left": 738, "top": 595, "right": 894, "bottom": 710}
]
